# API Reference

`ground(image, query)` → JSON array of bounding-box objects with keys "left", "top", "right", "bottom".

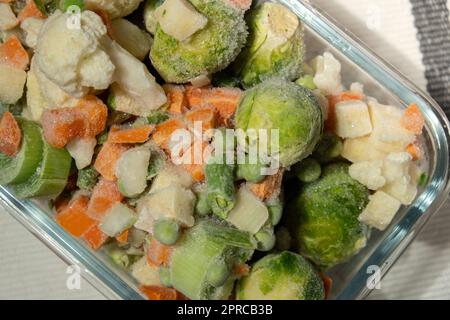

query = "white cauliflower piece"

[
  {"left": 20, "top": 17, "right": 44, "bottom": 48},
  {"left": 0, "top": 64, "right": 26, "bottom": 104},
  {"left": 359, "top": 191, "right": 402, "bottom": 231},
  {"left": 382, "top": 152, "right": 412, "bottom": 183},
  {"left": 110, "top": 18, "right": 152, "bottom": 61},
  {"left": 31, "top": 57, "right": 75, "bottom": 108},
  {"left": 335, "top": 100, "right": 373, "bottom": 138},
  {"left": 0, "top": 3, "right": 18, "bottom": 31},
  {"left": 368, "top": 100, "right": 415, "bottom": 146},
  {"left": 85, "top": 0, "right": 143, "bottom": 19},
  {"left": 349, "top": 160, "right": 386, "bottom": 190},
  {"left": 311, "top": 52, "right": 344, "bottom": 95},
  {"left": 35, "top": 10, "right": 115, "bottom": 98},
  {"left": 104, "top": 40, "right": 167, "bottom": 111}
]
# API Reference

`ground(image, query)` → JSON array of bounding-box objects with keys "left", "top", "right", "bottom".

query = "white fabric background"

[{"left": 0, "top": 0, "right": 449, "bottom": 299}]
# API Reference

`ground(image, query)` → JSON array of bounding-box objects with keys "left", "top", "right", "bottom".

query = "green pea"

[
  {"left": 153, "top": 219, "right": 180, "bottom": 246},
  {"left": 236, "top": 161, "right": 265, "bottom": 183},
  {"left": 159, "top": 267, "right": 172, "bottom": 287},
  {"left": 294, "top": 158, "right": 322, "bottom": 183},
  {"left": 195, "top": 191, "right": 211, "bottom": 216},
  {"left": 255, "top": 229, "right": 276, "bottom": 252},
  {"left": 296, "top": 74, "right": 316, "bottom": 90},
  {"left": 206, "top": 259, "right": 230, "bottom": 288},
  {"left": 267, "top": 200, "right": 283, "bottom": 226}
]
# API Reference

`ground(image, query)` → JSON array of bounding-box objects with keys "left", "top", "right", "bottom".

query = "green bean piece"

[
  {"left": 205, "top": 156, "right": 236, "bottom": 219},
  {"left": 76, "top": 166, "right": 99, "bottom": 192},
  {"left": 267, "top": 199, "right": 283, "bottom": 226}
]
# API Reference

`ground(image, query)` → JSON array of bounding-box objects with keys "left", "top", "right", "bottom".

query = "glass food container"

[{"left": 1, "top": 0, "right": 449, "bottom": 300}]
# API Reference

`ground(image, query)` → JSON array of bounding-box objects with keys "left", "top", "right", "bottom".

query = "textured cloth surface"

[{"left": 0, "top": 0, "right": 449, "bottom": 300}]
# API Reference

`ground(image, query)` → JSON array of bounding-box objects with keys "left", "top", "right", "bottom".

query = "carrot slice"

[
  {"left": 94, "top": 139, "right": 129, "bottom": 181},
  {"left": 406, "top": 143, "right": 423, "bottom": 161},
  {"left": 151, "top": 118, "right": 186, "bottom": 151},
  {"left": 140, "top": 286, "right": 178, "bottom": 300},
  {"left": 0, "top": 112, "right": 21, "bottom": 156},
  {"left": 17, "top": 0, "right": 45, "bottom": 22},
  {"left": 83, "top": 224, "right": 109, "bottom": 250},
  {"left": 56, "top": 195, "right": 97, "bottom": 238},
  {"left": 179, "top": 141, "right": 212, "bottom": 182},
  {"left": 116, "top": 229, "right": 129, "bottom": 244},
  {"left": 108, "top": 125, "right": 154, "bottom": 144},
  {"left": 401, "top": 103, "right": 425, "bottom": 135},
  {"left": 41, "top": 96, "right": 108, "bottom": 148},
  {"left": 233, "top": 263, "right": 250, "bottom": 277},
  {"left": 320, "top": 274, "right": 333, "bottom": 300},
  {"left": 0, "top": 35, "right": 30, "bottom": 70},
  {"left": 249, "top": 169, "right": 284, "bottom": 201},
  {"left": 87, "top": 178, "right": 124, "bottom": 220},
  {"left": 326, "top": 91, "right": 364, "bottom": 132},
  {"left": 185, "top": 86, "right": 241, "bottom": 127},
  {"left": 146, "top": 238, "right": 172, "bottom": 267},
  {"left": 226, "top": 0, "right": 252, "bottom": 10},
  {"left": 163, "top": 84, "right": 187, "bottom": 114},
  {"left": 185, "top": 107, "right": 217, "bottom": 132}
]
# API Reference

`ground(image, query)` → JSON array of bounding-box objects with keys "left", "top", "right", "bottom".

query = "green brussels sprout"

[
  {"left": 150, "top": 0, "right": 248, "bottom": 83},
  {"left": 287, "top": 163, "right": 370, "bottom": 270},
  {"left": 234, "top": 2, "right": 305, "bottom": 88},
  {"left": 235, "top": 79, "right": 323, "bottom": 167},
  {"left": 237, "top": 251, "right": 325, "bottom": 300}
]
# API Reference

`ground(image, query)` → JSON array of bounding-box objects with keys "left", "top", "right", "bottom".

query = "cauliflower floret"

[
  {"left": 311, "top": 52, "right": 343, "bottom": 96},
  {"left": 85, "top": 0, "right": 143, "bottom": 19},
  {"left": 349, "top": 160, "right": 386, "bottom": 190},
  {"left": 382, "top": 152, "right": 412, "bottom": 183},
  {"left": 31, "top": 58, "right": 74, "bottom": 108},
  {"left": 35, "top": 10, "right": 115, "bottom": 97},
  {"left": 20, "top": 17, "right": 44, "bottom": 49}
]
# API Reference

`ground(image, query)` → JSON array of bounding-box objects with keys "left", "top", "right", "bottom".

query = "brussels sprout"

[
  {"left": 286, "top": 163, "right": 370, "bottom": 270},
  {"left": 234, "top": 3, "right": 304, "bottom": 88},
  {"left": 237, "top": 251, "right": 324, "bottom": 300},
  {"left": 150, "top": 0, "right": 248, "bottom": 83},
  {"left": 235, "top": 79, "right": 323, "bottom": 167}
]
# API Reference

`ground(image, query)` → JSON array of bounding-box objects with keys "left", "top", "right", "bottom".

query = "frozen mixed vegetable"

[{"left": 0, "top": 0, "right": 428, "bottom": 301}]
